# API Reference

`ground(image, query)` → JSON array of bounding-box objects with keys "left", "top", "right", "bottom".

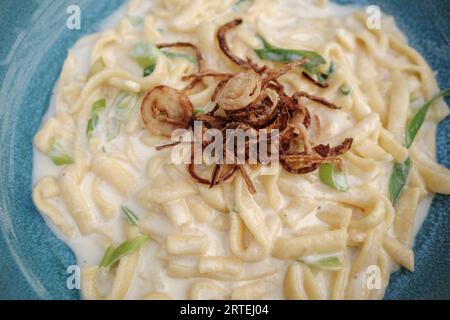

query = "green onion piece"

[
  {"left": 319, "top": 164, "right": 349, "bottom": 191},
  {"left": 48, "top": 140, "right": 73, "bottom": 166},
  {"left": 328, "top": 61, "right": 336, "bottom": 76},
  {"left": 51, "top": 154, "right": 74, "bottom": 166},
  {"left": 106, "top": 117, "right": 121, "bottom": 142},
  {"left": 92, "top": 98, "right": 106, "bottom": 112},
  {"left": 254, "top": 35, "right": 326, "bottom": 76},
  {"left": 162, "top": 51, "right": 197, "bottom": 64},
  {"left": 405, "top": 88, "right": 450, "bottom": 148},
  {"left": 99, "top": 246, "right": 115, "bottom": 268},
  {"left": 86, "top": 114, "right": 97, "bottom": 139},
  {"left": 130, "top": 42, "right": 159, "bottom": 76},
  {"left": 313, "top": 62, "right": 336, "bottom": 86},
  {"left": 339, "top": 84, "right": 352, "bottom": 96},
  {"left": 122, "top": 206, "right": 139, "bottom": 226},
  {"left": 388, "top": 88, "right": 449, "bottom": 204},
  {"left": 113, "top": 92, "right": 138, "bottom": 121},
  {"left": 143, "top": 63, "right": 156, "bottom": 77},
  {"left": 260, "top": 35, "right": 276, "bottom": 50},
  {"left": 99, "top": 235, "right": 149, "bottom": 268},
  {"left": 298, "top": 256, "right": 343, "bottom": 271},
  {"left": 87, "top": 58, "right": 106, "bottom": 79},
  {"left": 130, "top": 42, "right": 159, "bottom": 67},
  {"left": 106, "top": 92, "right": 138, "bottom": 141},
  {"left": 86, "top": 99, "right": 106, "bottom": 139},
  {"left": 320, "top": 61, "right": 336, "bottom": 81},
  {"left": 193, "top": 109, "right": 205, "bottom": 116},
  {"left": 389, "top": 157, "right": 412, "bottom": 205}
]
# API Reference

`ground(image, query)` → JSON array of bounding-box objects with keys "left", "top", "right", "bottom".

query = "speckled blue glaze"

[{"left": 0, "top": 0, "right": 448, "bottom": 300}]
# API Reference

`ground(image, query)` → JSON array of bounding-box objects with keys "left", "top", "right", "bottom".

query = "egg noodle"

[{"left": 32, "top": 0, "right": 450, "bottom": 300}]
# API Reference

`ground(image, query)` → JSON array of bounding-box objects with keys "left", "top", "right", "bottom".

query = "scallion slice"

[
  {"left": 319, "top": 164, "right": 349, "bottom": 191},
  {"left": 99, "top": 235, "right": 149, "bottom": 268}
]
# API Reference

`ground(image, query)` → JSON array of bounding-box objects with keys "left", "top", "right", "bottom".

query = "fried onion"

[
  {"left": 141, "top": 86, "right": 194, "bottom": 137},
  {"left": 216, "top": 70, "right": 262, "bottom": 111},
  {"left": 141, "top": 19, "right": 354, "bottom": 193},
  {"left": 217, "top": 18, "right": 251, "bottom": 69},
  {"left": 157, "top": 42, "right": 206, "bottom": 71}
]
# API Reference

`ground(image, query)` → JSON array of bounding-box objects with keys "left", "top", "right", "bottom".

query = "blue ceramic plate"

[{"left": 0, "top": 0, "right": 449, "bottom": 300}]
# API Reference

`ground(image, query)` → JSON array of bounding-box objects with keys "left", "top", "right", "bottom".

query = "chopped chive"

[
  {"left": 99, "top": 246, "right": 115, "bottom": 268},
  {"left": 254, "top": 35, "right": 326, "bottom": 77},
  {"left": 92, "top": 99, "right": 106, "bottom": 112},
  {"left": 389, "top": 157, "right": 412, "bottom": 205},
  {"left": 86, "top": 99, "right": 106, "bottom": 139},
  {"left": 319, "top": 164, "right": 349, "bottom": 191},
  {"left": 51, "top": 154, "right": 74, "bottom": 166},
  {"left": 87, "top": 58, "right": 105, "bottom": 79},
  {"left": 99, "top": 235, "right": 149, "bottom": 269},
  {"left": 388, "top": 88, "right": 450, "bottom": 205},
  {"left": 122, "top": 206, "right": 139, "bottom": 226},
  {"left": 405, "top": 88, "right": 450, "bottom": 148},
  {"left": 143, "top": 63, "right": 156, "bottom": 77},
  {"left": 321, "top": 61, "right": 336, "bottom": 81},
  {"left": 49, "top": 140, "right": 73, "bottom": 166},
  {"left": 130, "top": 42, "right": 159, "bottom": 76},
  {"left": 298, "top": 255, "right": 343, "bottom": 271}
]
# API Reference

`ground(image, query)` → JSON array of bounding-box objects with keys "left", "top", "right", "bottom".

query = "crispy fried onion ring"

[
  {"left": 293, "top": 91, "right": 340, "bottom": 110},
  {"left": 302, "top": 71, "right": 329, "bottom": 88},
  {"left": 141, "top": 86, "right": 194, "bottom": 137},
  {"left": 314, "top": 138, "right": 353, "bottom": 157},
  {"left": 141, "top": 19, "right": 353, "bottom": 193},
  {"left": 217, "top": 18, "right": 251, "bottom": 69},
  {"left": 157, "top": 42, "right": 206, "bottom": 72},
  {"left": 216, "top": 70, "right": 262, "bottom": 111},
  {"left": 280, "top": 138, "right": 353, "bottom": 174},
  {"left": 182, "top": 71, "right": 234, "bottom": 82},
  {"left": 189, "top": 160, "right": 238, "bottom": 187},
  {"left": 226, "top": 87, "right": 279, "bottom": 128},
  {"left": 263, "top": 58, "right": 309, "bottom": 86}
]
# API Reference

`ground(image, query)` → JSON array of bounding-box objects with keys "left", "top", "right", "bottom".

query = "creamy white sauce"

[{"left": 32, "top": 0, "right": 437, "bottom": 299}]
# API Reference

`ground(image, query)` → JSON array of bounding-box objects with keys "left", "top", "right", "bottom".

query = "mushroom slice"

[
  {"left": 216, "top": 70, "right": 262, "bottom": 111},
  {"left": 141, "top": 86, "right": 194, "bottom": 137}
]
